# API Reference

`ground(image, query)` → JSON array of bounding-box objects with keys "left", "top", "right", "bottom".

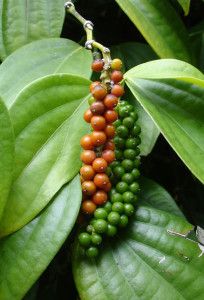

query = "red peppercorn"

[
  {"left": 111, "top": 84, "right": 124, "bottom": 97},
  {"left": 92, "top": 190, "right": 108, "bottom": 205},
  {"left": 90, "top": 101, "right": 105, "bottom": 115},
  {"left": 94, "top": 173, "right": 110, "bottom": 189},
  {"left": 92, "top": 85, "right": 107, "bottom": 100},
  {"left": 82, "top": 181, "right": 96, "bottom": 196},
  {"left": 104, "top": 94, "right": 118, "bottom": 109},
  {"left": 104, "top": 110, "right": 118, "bottom": 123},
  {"left": 80, "top": 165, "right": 95, "bottom": 180},
  {"left": 90, "top": 81, "right": 100, "bottom": 93},
  {"left": 80, "top": 135, "right": 94, "bottom": 150},
  {"left": 92, "top": 158, "right": 108, "bottom": 173},
  {"left": 82, "top": 200, "right": 96, "bottom": 214},
  {"left": 91, "top": 131, "right": 107, "bottom": 147},
  {"left": 84, "top": 109, "right": 93, "bottom": 123},
  {"left": 102, "top": 150, "right": 115, "bottom": 164},
  {"left": 91, "top": 116, "right": 106, "bottom": 131},
  {"left": 111, "top": 70, "right": 123, "bottom": 83},
  {"left": 91, "top": 59, "right": 104, "bottom": 72},
  {"left": 105, "top": 125, "right": 115, "bottom": 139},
  {"left": 80, "top": 150, "right": 96, "bottom": 164}
]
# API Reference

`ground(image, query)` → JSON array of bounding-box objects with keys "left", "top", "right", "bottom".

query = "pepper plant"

[{"left": 0, "top": 0, "right": 204, "bottom": 299}]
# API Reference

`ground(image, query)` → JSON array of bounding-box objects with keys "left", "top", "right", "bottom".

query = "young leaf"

[
  {"left": 115, "top": 0, "right": 192, "bottom": 62},
  {"left": 0, "top": 0, "right": 65, "bottom": 60},
  {"left": 0, "top": 74, "right": 90, "bottom": 237},
  {"left": 73, "top": 178, "right": 204, "bottom": 300},
  {"left": 177, "top": 0, "right": 191, "bottom": 16},
  {"left": 0, "top": 98, "right": 14, "bottom": 220},
  {"left": 111, "top": 42, "right": 159, "bottom": 156},
  {"left": 0, "top": 175, "right": 81, "bottom": 300},
  {"left": 0, "top": 38, "right": 92, "bottom": 108},
  {"left": 124, "top": 59, "right": 204, "bottom": 184}
]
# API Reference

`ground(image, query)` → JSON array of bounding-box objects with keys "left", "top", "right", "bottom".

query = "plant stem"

[{"left": 64, "top": 1, "right": 112, "bottom": 84}]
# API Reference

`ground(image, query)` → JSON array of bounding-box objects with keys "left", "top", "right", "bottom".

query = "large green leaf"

[
  {"left": 0, "top": 38, "right": 92, "bottom": 108},
  {"left": 177, "top": 0, "right": 190, "bottom": 15},
  {"left": 0, "top": 98, "right": 14, "bottom": 220},
  {"left": 0, "top": 0, "right": 65, "bottom": 60},
  {"left": 0, "top": 175, "right": 81, "bottom": 300},
  {"left": 115, "top": 0, "right": 192, "bottom": 62},
  {"left": 111, "top": 42, "right": 159, "bottom": 156},
  {"left": 73, "top": 178, "right": 204, "bottom": 300},
  {"left": 0, "top": 74, "right": 90, "bottom": 237},
  {"left": 124, "top": 59, "right": 204, "bottom": 183}
]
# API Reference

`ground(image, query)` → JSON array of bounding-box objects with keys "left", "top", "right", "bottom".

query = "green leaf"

[
  {"left": 124, "top": 59, "right": 204, "bottom": 183},
  {"left": 0, "top": 98, "right": 14, "bottom": 220},
  {"left": 115, "top": 0, "right": 192, "bottom": 62},
  {"left": 0, "top": 38, "right": 92, "bottom": 108},
  {"left": 0, "top": 74, "right": 90, "bottom": 237},
  {"left": 73, "top": 179, "right": 204, "bottom": 300},
  {"left": 0, "top": 175, "right": 81, "bottom": 300},
  {"left": 111, "top": 42, "right": 159, "bottom": 155},
  {"left": 0, "top": 0, "right": 65, "bottom": 60},
  {"left": 177, "top": 0, "right": 190, "bottom": 15}
]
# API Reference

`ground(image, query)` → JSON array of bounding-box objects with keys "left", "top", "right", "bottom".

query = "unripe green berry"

[
  {"left": 130, "top": 111, "right": 138, "bottom": 121},
  {"left": 110, "top": 161, "right": 120, "bottom": 170},
  {"left": 132, "top": 168, "right": 140, "bottom": 179},
  {"left": 122, "top": 173, "right": 134, "bottom": 184},
  {"left": 107, "top": 224, "right": 117, "bottom": 236},
  {"left": 124, "top": 149, "right": 137, "bottom": 160},
  {"left": 111, "top": 192, "right": 123, "bottom": 203},
  {"left": 129, "top": 182, "right": 140, "bottom": 193},
  {"left": 91, "top": 233, "right": 102, "bottom": 245},
  {"left": 88, "top": 96, "right": 95, "bottom": 105},
  {"left": 124, "top": 203, "right": 134, "bottom": 216},
  {"left": 112, "top": 202, "right": 124, "bottom": 214},
  {"left": 123, "top": 191, "right": 135, "bottom": 203},
  {"left": 116, "top": 181, "right": 129, "bottom": 193},
  {"left": 116, "top": 125, "right": 129, "bottom": 138},
  {"left": 134, "top": 158, "right": 141, "bottom": 168},
  {"left": 93, "top": 219, "right": 108, "bottom": 233},
  {"left": 118, "top": 106, "right": 129, "bottom": 118},
  {"left": 113, "top": 166, "right": 125, "bottom": 178},
  {"left": 122, "top": 117, "right": 134, "bottom": 129},
  {"left": 114, "top": 119, "right": 122, "bottom": 128},
  {"left": 131, "top": 125, "right": 141, "bottom": 136},
  {"left": 121, "top": 159, "right": 134, "bottom": 172},
  {"left": 86, "top": 246, "right": 99, "bottom": 258},
  {"left": 119, "top": 215, "right": 129, "bottom": 227},
  {"left": 115, "top": 149, "right": 123, "bottom": 160},
  {"left": 126, "top": 137, "right": 140, "bottom": 149},
  {"left": 108, "top": 211, "right": 120, "bottom": 225},
  {"left": 103, "top": 201, "right": 112, "bottom": 213},
  {"left": 94, "top": 208, "right": 108, "bottom": 220},
  {"left": 78, "top": 232, "right": 91, "bottom": 247},
  {"left": 114, "top": 136, "right": 126, "bottom": 149}
]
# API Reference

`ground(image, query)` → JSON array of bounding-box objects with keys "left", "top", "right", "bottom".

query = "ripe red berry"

[
  {"left": 104, "top": 140, "right": 115, "bottom": 151},
  {"left": 80, "top": 135, "right": 94, "bottom": 150},
  {"left": 92, "top": 190, "right": 108, "bottom": 205},
  {"left": 91, "top": 131, "right": 107, "bottom": 147},
  {"left": 90, "top": 101, "right": 105, "bottom": 115},
  {"left": 104, "top": 94, "right": 118, "bottom": 109},
  {"left": 111, "top": 70, "right": 123, "bottom": 83},
  {"left": 92, "top": 158, "right": 108, "bottom": 173},
  {"left": 111, "top": 58, "right": 123, "bottom": 71},
  {"left": 105, "top": 125, "right": 115, "bottom": 139},
  {"left": 102, "top": 182, "right": 112, "bottom": 192},
  {"left": 91, "top": 116, "right": 106, "bottom": 131},
  {"left": 82, "top": 200, "right": 96, "bottom": 214},
  {"left": 92, "top": 85, "right": 107, "bottom": 100},
  {"left": 91, "top": 59, "right": 104, "bottom": 72},
  {"left": 104, "top": 110, "right": 118, "bottom": 123},
  {"left": 102, "top": 150, "right": 115, "bottom": 164},
  {"left": 111, "top": 84, "right": 124, "bottom": 97},
  {"left": 84, "top": 109, "right": 93, "bottom": 123},
  {"left": 80, "top": 150, "right": 96, "bottom": 164},
  {"left": 90, "top": 81, "right": 100, "bottom": 93},
  {"left": 82, "top": 181, "right": 96, "bottom": 196},
  {"left": 80, "top": 165, "right": 95, "bottom": 180},
  {"left": 94, "top": 173, "right": 110, "bottom": 189}
]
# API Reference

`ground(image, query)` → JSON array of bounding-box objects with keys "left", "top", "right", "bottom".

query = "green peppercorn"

[
  {"left": 78, "top": 232, "right": 91, "bottom": 247},
  {"left": 129, "top": 182, "right": 140, "bottom": 193},
  {"left": 113, "top": 165, "right": 125, "bottom": 178},
  {"left": 126, "top": 137, "right": 140, "bottom": 149},
  {"left": 116, "top": 181, "right": 129, "bottom": 193},
  {"left": 108, "top": 212, "right": 120, "bottom": 225},
  {"left": 86, "top": 224, "right": 94, "bottom": 233},
  {"left": 86, "top": 246, "right": 99, "bottom": 258},
  {"left": 123, "top": 191, "right": 135, "bottom": 203},
  {"left": 122, "top": 173, "right": 134, "bottom": 184},
  {"left": 111, "top": 193, "right": 123, "bottom": 203},
  {"left": 106, "top": 166, "right": 112, "bottom": 176},
  {"left": 126, "top": 104, "right": 134, "bottom": 113},
  {"left": 119, "top": 215, "right": 129, "bottom": 227},
  {"left": 112, "top": 202, "right": 124, "bottom": 214},
  {"left": 93, "top": 219, "right": 108, "bottom": 233},
  {"left": 114, "top": 136, "right": 126, "bottom": 149},
  {"left": 132, "top": 168, "right": 140, "bottom": 179},
  {"left": 124, "top": 149, "right": 137, "bottom": 160},
  {"left": 134, "top": 158, "right": 141, "bottom": 168},
  {"left": 91, "top": 233, "right": 102, "bottom": 245},
  {"left": 88, "top": 96, "right": 95, "bottom": 105},
  {"left": 103, "top": 201, "right": 112, "bottom": 213},
  {"left": 94, "top": 208, "right": 108, "bottom": 220},
  {"left": 121, "top": 159, "right": 134, "bottom": 172},
  {"left": 124, "top": 203, "right": 135, "bottom": 216},
  {"left": 131, "top": 124, "right": 141, "bottom": 136},
  {"left": 110, "top": 161, "right": 120, "bottom": 170},
  {"left": 114, "top": 119, "right": 122, "bottom": 128},
  {"left": 107, "top": 224, "right": 117, "bottom": 236},
  {"left": 122, "top": 117, "right": 134, "bottom": 129},
  {"left": 130, "top": 111, "right": 138, "bottom": 121},
  {"left": 115, "top": 149, "right": 123, "bottom": 160},
  {"left": 116, "top": 125, "right": 129, "bottom": 138},
  {"left": 118, "top": 106, "right": 129, "bottom": 118}
]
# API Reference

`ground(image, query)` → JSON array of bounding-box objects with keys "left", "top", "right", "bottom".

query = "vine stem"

[{"left": 64, "top": 1, "right": 112, "bottom": 84}]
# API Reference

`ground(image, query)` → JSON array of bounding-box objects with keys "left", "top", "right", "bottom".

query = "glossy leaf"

[
  {"left": 111, "top": 42, "right": 159, "bottom": 155},
  {"left": 0, "top": 98, "right": 14, "bottom": 220},
  {"left": 177, "top": 0, "right": 190, "bottom": 15},
  {"left": 124, "top": 59, "right": 204, "bottom": 183},
  {"left": 73, "top": 178, "right": 204, "bottom": 300},
  {"left": 0, "top": 0, "right": 65, "bottom": 60},
  {"left": 115, "top": 0, "right": 192, "bottom": 62},
  {"left": 0, "top": 74, "right": 90, "bottom": 237},
  {"left": 0, "top": 175, "right": 81, "bottom": 300},
  {"left": 0, "top": 38, "right": 92, "bottom": 108}
]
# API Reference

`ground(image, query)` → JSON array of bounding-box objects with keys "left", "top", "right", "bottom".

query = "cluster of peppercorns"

[{"left": 78, "top": 58, "right": 141, "bottom": 258}]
